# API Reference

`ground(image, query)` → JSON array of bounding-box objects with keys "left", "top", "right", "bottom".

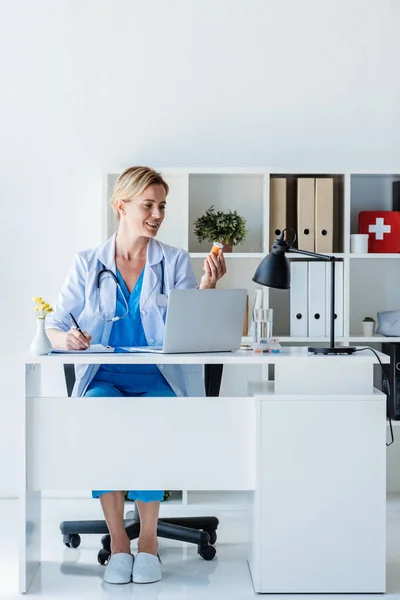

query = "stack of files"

[
  {"left": 297, "top": 177, "right": 334, "bottom": 253},
  {"left": 290, "top": 261, "right": 343, "bottom": 337}
]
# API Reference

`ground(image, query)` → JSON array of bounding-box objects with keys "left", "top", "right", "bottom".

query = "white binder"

[
  {"left": 325, "top": 261, "right": 344, "bottom": 338},
  {"left": 308, "top": 261, "right": 326, "bottom": 337},
  {"left": 290, "top": 261, "right": 308, "bottom": 337}
]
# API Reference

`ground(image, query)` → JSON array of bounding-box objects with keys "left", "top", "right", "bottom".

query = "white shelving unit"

[
  {"left": 103, "top": 166, "right": 400, "bottom": 357},
  {"left": 104, "top": 167, "right": 400, "bottom": 339},
  {"left": 104, "top": 167, "right": 400, "bottom": 496}
]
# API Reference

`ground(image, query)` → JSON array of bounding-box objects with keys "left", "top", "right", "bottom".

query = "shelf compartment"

[
  {"left": 269, "top": 174, "right": 345, "bottom": 254},
  {"left": 188, "top": 173, "right": 266, "bottom": 254},
  {"left": 350, "top": 174, "right": 400, "bottom": 236},
  {"left": 350, "top": 258, "right": 400, "bottom": 335}
]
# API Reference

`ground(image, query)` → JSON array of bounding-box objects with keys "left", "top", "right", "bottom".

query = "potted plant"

[
  {"left": 362, "top": 316, "right": 375, "bottom": 337},
  {"left": 193, "top": 205, "right": 247, "bottom": 252}
]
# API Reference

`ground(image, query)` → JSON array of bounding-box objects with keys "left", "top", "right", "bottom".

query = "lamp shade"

[{"left": 252, "top": 252, "right": 290, "bottom": 289}]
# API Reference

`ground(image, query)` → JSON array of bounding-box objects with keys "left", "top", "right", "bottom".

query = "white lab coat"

[{"left": 46, "top": 234, "right": 205, "bottom": 398}]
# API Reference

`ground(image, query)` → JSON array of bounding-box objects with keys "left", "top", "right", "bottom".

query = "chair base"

[{"left": 60, "top": 515, "right": 219, "bottom": 564}]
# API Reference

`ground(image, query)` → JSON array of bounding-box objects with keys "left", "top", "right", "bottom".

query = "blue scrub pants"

[{"left": 84, "top": 381, "right": 176, "bottom": 503}]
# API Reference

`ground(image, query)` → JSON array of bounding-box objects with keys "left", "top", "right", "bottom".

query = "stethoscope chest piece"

[{"left": 156, "top": 293, "right": 168, "bottom": 307}]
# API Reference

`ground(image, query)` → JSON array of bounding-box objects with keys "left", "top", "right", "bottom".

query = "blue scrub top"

[{"left": 93, "top": 268, "right": 172, "bottom": 394}]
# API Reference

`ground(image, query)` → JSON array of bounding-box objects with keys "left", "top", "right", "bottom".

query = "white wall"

[{"left": 0, "top": 0, "right": 399, "bottom": 496}]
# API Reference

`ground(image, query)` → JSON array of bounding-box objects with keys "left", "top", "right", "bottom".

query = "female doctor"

[{"left": 46, "top": 166, "right": 226, "bottom": 585}]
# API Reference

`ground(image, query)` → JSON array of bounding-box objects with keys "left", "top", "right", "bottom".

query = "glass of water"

[{"left": 252, "top": 308, "right": 273, "bottom": 343}]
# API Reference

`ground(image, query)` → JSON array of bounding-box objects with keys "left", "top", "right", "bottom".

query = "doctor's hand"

[
  {"left": 199, "top": 250, "right": 227, "bottom": 289},
  {"left": 65, "top": 327, "right": 92, "bottom": 350}
]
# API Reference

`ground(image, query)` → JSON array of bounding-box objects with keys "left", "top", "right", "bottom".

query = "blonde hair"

[{"left": 111, "top": 166, "right": 169, "bottom": 220}]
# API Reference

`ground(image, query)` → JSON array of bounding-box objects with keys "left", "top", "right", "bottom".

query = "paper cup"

[{"left": 350, "top": 234, "right": 369, "bottom": 253}]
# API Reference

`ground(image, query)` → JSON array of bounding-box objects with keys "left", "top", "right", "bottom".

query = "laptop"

[{"left": 128, "top": 288, "right": 247, "bottom": 353}]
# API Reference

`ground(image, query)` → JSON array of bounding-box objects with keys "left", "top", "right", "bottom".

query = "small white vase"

[
  {"left": 362, "top": 321, "right": 375, "bottom": 337},
  {"left": 30, "top": 318, "right": 52, "bottom": 355}
]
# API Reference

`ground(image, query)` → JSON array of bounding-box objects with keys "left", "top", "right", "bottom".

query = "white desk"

[{"left": 22, "top": 347, "right": 389, "bottom": 594}]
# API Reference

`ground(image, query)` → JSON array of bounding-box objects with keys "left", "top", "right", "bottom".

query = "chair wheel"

[
  {"left": 204, "top": 529, "right": 217, "bottom": 545},
  {"left": 200, "top": 545, "right": 216, "bottom": 561},
  {"left": 101, "top": 534, "right": 111, "bottom": 551},
  {"left": 65, "top": 534, "right": 81, "bottom": 548},
  {"left": 98, "top": 548, "right": 111, "bottom": 565}
]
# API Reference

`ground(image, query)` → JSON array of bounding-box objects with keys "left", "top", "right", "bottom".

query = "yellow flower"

[{"left": 32, "top": 296, "right": 53, "bottom": 316}]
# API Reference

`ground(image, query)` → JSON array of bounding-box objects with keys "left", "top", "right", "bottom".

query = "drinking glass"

[{"left": 252, "top": 308, "right": 273, "bottom": 343}]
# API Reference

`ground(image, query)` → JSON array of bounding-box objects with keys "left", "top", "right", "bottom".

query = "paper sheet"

[{"left": 51, "top": 344, "right": 114, "bottom": 354}]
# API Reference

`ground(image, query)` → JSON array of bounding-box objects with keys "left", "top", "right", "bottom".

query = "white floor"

[{"left": 2, "top": 497, "right": 400, "bottom": 599}]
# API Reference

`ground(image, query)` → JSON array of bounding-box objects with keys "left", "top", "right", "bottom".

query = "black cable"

[{"left": 354, "top": 347, "right": 394, "bottom": 446}]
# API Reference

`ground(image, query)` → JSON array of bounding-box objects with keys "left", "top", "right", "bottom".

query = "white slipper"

[
  {"left": 132, "top": 552, "right": 162, "bottom": 584},
  {"left": 103, "top": 552, "right": 134, "bottom": 584}
]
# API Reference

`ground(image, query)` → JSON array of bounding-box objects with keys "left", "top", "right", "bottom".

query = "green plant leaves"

[{"left": 193, "top": 205, "right": 247, "bottom": 246}]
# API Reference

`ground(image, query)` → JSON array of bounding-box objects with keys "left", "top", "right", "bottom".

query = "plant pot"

[
  {"left": 30, "top": 318, "right": 52, "bottom": 355},
  {"left": 221, "top": 241, "right": 233, "bottom": 253},
  {"left": 362, "top": 321, "right": 375, "bottom": 337}
]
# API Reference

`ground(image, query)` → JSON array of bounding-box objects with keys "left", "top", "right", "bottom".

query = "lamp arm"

[{"left": 286, "top": 246, "right": 333, "bottom": 262}]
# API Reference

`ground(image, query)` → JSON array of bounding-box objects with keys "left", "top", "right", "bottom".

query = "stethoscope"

[{"left": 97, "top": 260, "right": 168, "bottom": 322}]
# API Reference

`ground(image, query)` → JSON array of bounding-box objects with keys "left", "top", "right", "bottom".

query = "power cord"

[{"left": 354, "top": 347, "right": 394, "bottom": 446}]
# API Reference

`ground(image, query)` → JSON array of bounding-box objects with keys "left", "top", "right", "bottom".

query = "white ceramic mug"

[{"left": 350, "top": 234, "right": 369, "bottom": 253}]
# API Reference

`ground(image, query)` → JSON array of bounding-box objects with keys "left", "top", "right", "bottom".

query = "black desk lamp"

[{"left": 253, "top": 229, "right": 356, "bottom": 355}]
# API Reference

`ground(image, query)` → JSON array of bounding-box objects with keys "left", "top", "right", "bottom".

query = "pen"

[{"left": 69, "top": 313, "right": 88, "bottom": 341}]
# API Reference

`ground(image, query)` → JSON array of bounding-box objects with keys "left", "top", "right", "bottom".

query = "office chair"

[{"left": 60, "top": 363, "right": 223, "bottom": 564}]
